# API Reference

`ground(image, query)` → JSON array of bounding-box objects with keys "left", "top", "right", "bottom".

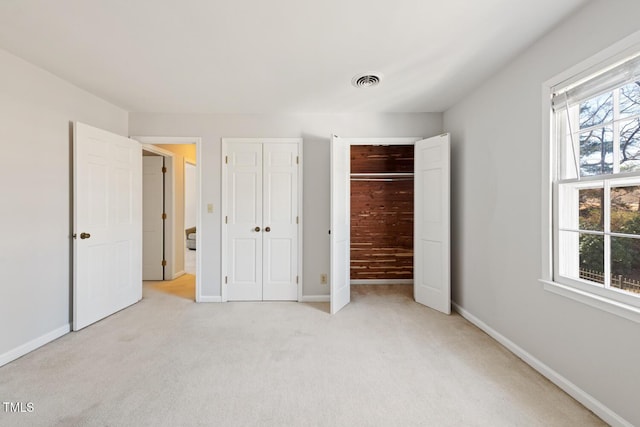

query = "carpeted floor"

[{"left": 0, "top": 284, "right": 604, "bottom": 426}]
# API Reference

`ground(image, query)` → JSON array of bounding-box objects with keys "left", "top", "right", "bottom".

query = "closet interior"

[{"left": 350, "top": 145, "right": 414, "bottom": 283}]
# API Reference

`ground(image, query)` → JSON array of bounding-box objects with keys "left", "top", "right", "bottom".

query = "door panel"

[
  {"left": 226, "top": 143, "right": 263, "bottom": 300},
  {"left": 330, "top": 135, "right": 351, "bottom": 314},
  {"left": 263, "top": 143, "right": 298, "bottom": 301},
  {"left": 414, "top": 134, "right": 450, "bottom": 314},
  {"left": 74, "top": 122, "right": 142, "bottom": 330}
]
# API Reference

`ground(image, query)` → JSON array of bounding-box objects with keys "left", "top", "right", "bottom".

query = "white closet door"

[
  {"left": 330, "top": 135, "right": 351, "bottom": 314},
  {"left": 414, "top": 133, "right": 450, "bottom": 314},
  {"left": 226, "top": 143, "right": 263, "bottom": 301},
  {"left": 74, "top": 122, "right": 142, "bottom": 330},
  {"left": 262, "top": 143, "right": 299, "bottom": 300}
]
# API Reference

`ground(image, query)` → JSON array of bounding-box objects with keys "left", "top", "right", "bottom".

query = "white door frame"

[
  {"left": 133, "top": 136, "right": 203, "bottom": 302},
  {"left": 330, "top": 137, "right": 421, "bottom": 313},
  {"left": 221, "top": 138, "right": 304, "bottom": 302}
]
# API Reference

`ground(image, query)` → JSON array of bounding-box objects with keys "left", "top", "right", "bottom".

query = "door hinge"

[
  {"left": 162, "top": 166, "right": 167, "bottom": 173},
  {"left": 225, "top": 215, "right": 228, "bottom": 224},
  {"left": 296, "top": 156, "right": 299, "bottom": 164},
  {"left": 296, "top": 216, "right": 299, "bottom": 224},
  {"left": 225, "top": 276, "right": 228, "bottom": 284},
  {"left": 161, "top": 260, "right": 167, "bottom": 267},
  {"left": 162, "top": 213, "right": 167, "bottom": 220},
  {"left": 225, "top": 155, "right": 228, "bottom": 164},
  {"left": 296, "top": 275, "right": 299, "bottom": 284}
]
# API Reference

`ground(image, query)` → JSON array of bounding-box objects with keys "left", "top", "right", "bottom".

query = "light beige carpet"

[{"left": 0, "top": 285, "right": 604, "bottom": 426}]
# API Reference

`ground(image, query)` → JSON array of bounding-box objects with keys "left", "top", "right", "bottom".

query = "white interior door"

[
  {"left": 226, "top": 142, "right": 263, "bottom": 301},
  {"left": 74, "top": 122, "right": 142, "bottom": 330},
  {"left": 142, "top": 156, "right": 164, "bottom": 280},
  {"left": 330, "top": 135, "right": 351, "bottom": 314},
  {"left": 414, "top": 133, "right": 450, "bottom": 314},
  {"left": 262, "top": 143, "right": 299, "bottom": 300}
]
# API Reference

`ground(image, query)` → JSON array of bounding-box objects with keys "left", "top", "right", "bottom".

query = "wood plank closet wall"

[{"left": 350, "top": 145, "right": 414, "bottom": 281}]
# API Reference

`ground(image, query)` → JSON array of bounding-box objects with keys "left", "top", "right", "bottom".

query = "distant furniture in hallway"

[{"left": 185, "top": 227, "right": 196, "bottom": 250}]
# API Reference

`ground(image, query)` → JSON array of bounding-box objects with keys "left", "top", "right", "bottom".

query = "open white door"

[
  {"left": 142, "top": 156, "right": 164, "bottom": 280},
  {"left": 74, "top": 122, "right": 142, "bottom": 330},
  {"left": 414, "top": 133, "right": 450, "bottom": 314},
  {"left": 330, "top": 135, "right": 351, "bottom": 314}
]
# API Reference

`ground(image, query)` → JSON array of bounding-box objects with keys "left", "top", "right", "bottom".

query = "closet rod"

[
  {"left": 350, "top": 172, "right": 414, "bottom": 177},
  {"left": 351, "top": 178, "right": 413, "bottom": 182}
]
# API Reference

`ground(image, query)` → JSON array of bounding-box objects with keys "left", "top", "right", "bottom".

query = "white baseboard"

[
  {"left": 351, "top": 279, "right": 413, "bottom": 285},
  {"left": 171, "top": 270, "right": 186, "bottom": 280},
  {"left": 300, "top": 295, "right": 330, "bottom": 302},
  {"left": 0, "top": 324, "right": 71, "bottom": 368},
  {"left": 452, "top": 302, "right": 632, "bottom": 427},
  {"left": 197, "top": 296, "right": 222, "bottom": 303}
]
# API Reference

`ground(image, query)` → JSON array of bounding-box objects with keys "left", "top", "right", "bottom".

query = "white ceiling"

[{"left": 0, "top": 0, "right": 589, "bottom": 114}]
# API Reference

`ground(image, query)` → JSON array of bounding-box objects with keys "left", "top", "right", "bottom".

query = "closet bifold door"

[
  {"left": 226, "top": 142, "right": 264, "bottom": 301},
  {"left": 262, "top": 142, "right": 299, "bottom": 301},
  {"left": 224, "top": 139, "right": 299, "bottom": 302}
]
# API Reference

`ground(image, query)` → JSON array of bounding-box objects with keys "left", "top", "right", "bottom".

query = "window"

[{"left": 549, "top": 51, "right": 640, "bottom": 313}]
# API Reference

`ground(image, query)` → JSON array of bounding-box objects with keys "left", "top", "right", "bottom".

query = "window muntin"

[{"left": 554, "top": 68, "right": 640, "bottom": 298}]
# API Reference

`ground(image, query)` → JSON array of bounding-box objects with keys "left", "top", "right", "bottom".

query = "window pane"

[
  {"left": 611, "top": 185, "right": 640, "bottom": 235},
  {"left": 619, "top": 81, "right": 640, "bottom": 119},
  {"left": 579, "top": 127, "right": 613, "bottom": 176},
  {"left": 579, "top": 233, "right": 604, "bottom": 283},
  {"left": 579, "top": 188, "right": 604, "bottom": 231},
  {"left": 620, "top": 118, "right": 640, "bottom": 172},
  {"left": 611, "top": 236, "right": 640, "bottom": 294},
  {"left": 579, "top": 92, "right": 613, "bottom": 129}
]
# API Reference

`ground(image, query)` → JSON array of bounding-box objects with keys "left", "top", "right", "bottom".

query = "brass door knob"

[
  {"left": 80, "top": 232, "right": 91, "bottom": 239},
  {"left": 265, "top": 227, "right": 271, "bottom": 232},
  {"left": 254, "top": 226, "right": 261, "bottom": 232}
]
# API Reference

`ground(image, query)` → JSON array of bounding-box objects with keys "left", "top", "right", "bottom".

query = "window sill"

[{"left": 540, "top": 279, "right": 640, "bottom": 324}]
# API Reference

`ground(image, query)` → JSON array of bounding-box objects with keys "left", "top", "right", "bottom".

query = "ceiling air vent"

[{"left": 352, "top": 73, "right": 382, "bottom": 88}]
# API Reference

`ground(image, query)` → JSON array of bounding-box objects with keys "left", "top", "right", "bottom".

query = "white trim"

[
  {"left": 544, "top": 31, "right": 640, "bottom": 95},
  {"left": 300, "top": 295, "right": 330, "bottom": 303},
  {"left": 541, "top": 280, "right": 640, "bottom": 324},
  {"left": 0, "top": 324, "right": 70, "bottom": 367},
  {"left": 452, "top": 303, "right": 633, "bottom": 427},
  {"left": 172, "top": 270, "right": 186, "bottom": 280},
  {"left": 198, "top": 296, "right": 222, "bottom": 303},
  {"left": 133, "top": 136, "right": 201, "bottom": 145},
  {"left": 346, "top": 137, "right": 422, "bottom": 145},
  {"left": 351, "top": 279, "right": 413, "bottom": 285},
  {"left": 297, "top": 142, "right": 304, "bottom": 302},
  {"left": 140, "top": 143, "right": 175, "bottom": 157},
  {"left": 132, "top": 136, "right": 203, "bottom": 303}
]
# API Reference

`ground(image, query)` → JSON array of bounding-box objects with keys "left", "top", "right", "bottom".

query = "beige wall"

[{"left": 0, "top": 48, "right": 128, "bottom": 362}]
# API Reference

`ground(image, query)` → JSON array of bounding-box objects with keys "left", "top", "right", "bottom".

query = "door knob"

[
  {"left": 254, "top": 226, "right": 261, "bottom": 232},
  {"left": 80, "top": 232, "right": 91, "bottom": 239},
  {"left": 265, "top": 227, "right": 271, "bottom": 232}
]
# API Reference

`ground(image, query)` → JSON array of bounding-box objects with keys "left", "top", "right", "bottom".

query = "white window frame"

[{"left": 541, "top": 31, "right": 640, "bottom": 323}]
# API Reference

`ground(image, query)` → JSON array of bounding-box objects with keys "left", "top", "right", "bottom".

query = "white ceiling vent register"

[{"left": 351, "top": 73, "right": 382, "bottom": 88}]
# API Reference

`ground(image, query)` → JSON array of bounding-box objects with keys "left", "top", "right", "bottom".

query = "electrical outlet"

[{"left": 320, "top": 273, "right": 328, "bottom": 284}]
